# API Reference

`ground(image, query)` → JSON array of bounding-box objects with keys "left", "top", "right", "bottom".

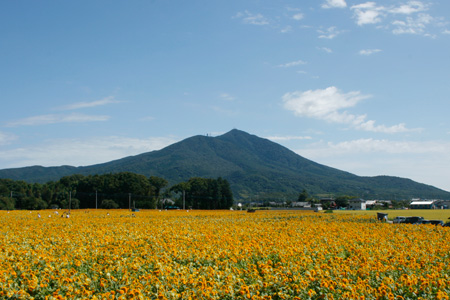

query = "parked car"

[
  {"left": 429, "top": 220, "right": 444, "bottom": 226},
  {"left": 403, "top": 216, "right": 424, "bottom": 224},
  {"left": 393, "top": 216, "right": 406, "bottom": 223}
]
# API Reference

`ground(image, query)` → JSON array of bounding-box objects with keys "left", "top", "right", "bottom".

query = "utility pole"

[
  {"left": 95, "top": 190, "right": 98, "bottom": 209},
  {"left": 129, "top": 193, "right": 131, "bottom": 211},
  {"left": 183, "top": 190, "right": 185, "bottom": 210},
  {"left": 69, "top": 191, "right": 72, "bottom": 213}
]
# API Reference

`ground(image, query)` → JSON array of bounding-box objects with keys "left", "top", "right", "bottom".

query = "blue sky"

[{"left": 1, "top": 0, "right": 450, "bottom": 193}]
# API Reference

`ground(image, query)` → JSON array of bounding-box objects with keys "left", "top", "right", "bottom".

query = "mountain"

[{"left": 1, "top": 129, "right": 449, "bottom": 200}]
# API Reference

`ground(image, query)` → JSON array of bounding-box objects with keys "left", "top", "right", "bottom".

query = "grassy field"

[{"left": 335, "top": 209, "right": 450, "bottom": 222}]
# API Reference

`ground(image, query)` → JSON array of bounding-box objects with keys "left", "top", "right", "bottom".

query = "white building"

[
  {"left": 410, "top": 200, "right": 436, "bottom": 209},
  {"left": 348, "top": 198, "right": 366, "bottom": 210}
]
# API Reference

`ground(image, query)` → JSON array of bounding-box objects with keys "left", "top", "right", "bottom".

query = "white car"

[{"left": 393, "top": 216, "right": 406, "bottom": 223}]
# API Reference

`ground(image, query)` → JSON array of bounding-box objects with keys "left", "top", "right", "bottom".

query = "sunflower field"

[{"left": 1, "top": 209, "right": 450, "bottom": 299}]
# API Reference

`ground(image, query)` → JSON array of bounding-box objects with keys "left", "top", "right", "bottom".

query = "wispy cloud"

[
  {"left": 277, "top": 59, "right": 307, "bottom": 68},
  {"left": 318, "top": 47, "right": 333, "bottom": 53},
  {"left": 6, "top": 113, "right": 110, "bottom": 127},
  {"left": 359, "top": 48, "right": 382, "bottom": 55},
  {"left": 292, "top": 13, "right": 304, "bottom": 21},
  {"left": 392, "top": 13, "right": 434, "bottom": 35},
  {"left": 302, "top": 138, "right": 449, "bottom": 157},
  {"left": 266, "top": 135, "right": 312, "bottom": 141},
  {"left": 317, "top": 26, "right": 344, "bottom": 39},
  {"left": 282, "top": 86, "right": 415, "bottom": 133},
  {"left": 389, "top": 1, "right": 428, "bottom": 15},
  {"left": 0, "top": 131, "right": 17, "bottom": 145},
  {"left": 219, "top": 93, "right": 235, "bottom": 101},
  {"left": 322, "top": 0, "right": 347, "bottom": 9},
  {"left": 234, "top": 11, "right": 269, "bottom": 26},
  {"left": 280, "top": 26, "right": 292, "bottom": 33},
  {"left": 57, "top": 96, "right": 121, "bottom": 111}
]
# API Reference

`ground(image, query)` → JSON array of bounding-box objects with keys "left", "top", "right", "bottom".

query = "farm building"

[
  {"left": 348, "top": 198, "right": 366, "bottom": 210},
  {"left": 365, "top": 200, "right": 377, "bottom": 209},
  {"left": 409, "top": 200, "right": 437, "bottom": 209}
]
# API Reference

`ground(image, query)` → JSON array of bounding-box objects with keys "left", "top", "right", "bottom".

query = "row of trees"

[{"left": 0, "top": 172, "right": 234, "bottom": 210}]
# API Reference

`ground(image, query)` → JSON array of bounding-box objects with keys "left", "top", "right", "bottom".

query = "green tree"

[
  {"left": 101, "top": 199, "right": 119, "bottom": 209},
  {"left": 170, "top": 177, "right": 233, "bottom": 209},
  {"left": 335, "top": 195, "right": 354, "bottom": 208},
  {"left": 298, "top": 189, "right": 309, "bottom": 202},
  {"left": 149, "top": 176, "right": 168, "bottom": 208},
  {"left": 0, "top": 196, "right": 14, "bottom": 210}
]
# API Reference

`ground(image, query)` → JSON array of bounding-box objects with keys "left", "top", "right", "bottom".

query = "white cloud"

[
  {"left": 58, "top": 96, "right": 121, "bottom": 110},
  {"left": 292, "top": 13, "right": 304, "bottom": 21},
  {"left": 282, "top": 86, "right": 413, "bottom": 133},
  {"left": 318, "top": 47, "right": 333, "bottom": 53},
  {"left": 350, "top": 1, "right": 442, "bottom": 37},
  {"left": 355, "top": 121, "right": 414, "bottom": 134},
  {"left": 0, "top": 136, "right": 178, "bottom": 168},
  {"left": 277, "top": 59, "right": 307, "bottom": 68},
  {"left": 302, "top": 139, "right": 449, "bottom": 157},
  {"left": 322, "top": 0, "right": 347, "bottom": 9},
  {"left": 283, "top": 86, "right": 370, "bottom": 120},
  {"left": 234, "top": 11, "right": 269, "bottom": 26},
  {"left": 392, "top": 13, "right": 433, "bottom": 35},
  {"left": 0, "top": 131, "right": 17, "bottom": 145},
  {"left": 359, "top": 49, "right": 382, "bottom": 55},
  {"left": 388, "top": 1, "right": 428, "bottom": 15},
  {"left": 443, "top": 29, "right": 450, "bottom": 34},
  {"left": 317, "top": 26, "right": 343, "bottom": 39},
  {"left": 266, "top": 135, "right": 312, "bottom": 141},
  {"left": 6, "top": 113, "right": 110, "bottom": 127},
  {"left": 351, "top": 2, "right": 385, "bottom": 26}
]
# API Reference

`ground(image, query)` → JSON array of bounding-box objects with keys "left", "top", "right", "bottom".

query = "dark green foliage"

[
  {"left": 0, "top": 129, "right": 449, "bottom": 201},
  {"left": 298, "top": 189, "right": 309, "bottom": 202},
  {"left": 0, "top": 173, "right": 231, "bottom": 210},
  {"left": 0, "top": 173, "right": 161, "bottom": 210},
  {"left": 334, "top": 195, "right": 354, "bottom": 208},
  {"left": 101, "top": 199, "right": 119, "bottom": 209},
  {"left": 171, "top": 177, "right": 233, "bottom": 209},
  {"left": 149, "top": 176, "right": 168, "bottom": 205}
]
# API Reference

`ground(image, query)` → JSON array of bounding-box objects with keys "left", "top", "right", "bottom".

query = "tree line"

[{"left": 0, "top": 172, "right": 233, "bottom": 210}]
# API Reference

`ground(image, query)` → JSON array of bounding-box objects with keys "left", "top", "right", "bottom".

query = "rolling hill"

[{"left": 0, "top": 129, "right": 449, "bottom": 201}]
